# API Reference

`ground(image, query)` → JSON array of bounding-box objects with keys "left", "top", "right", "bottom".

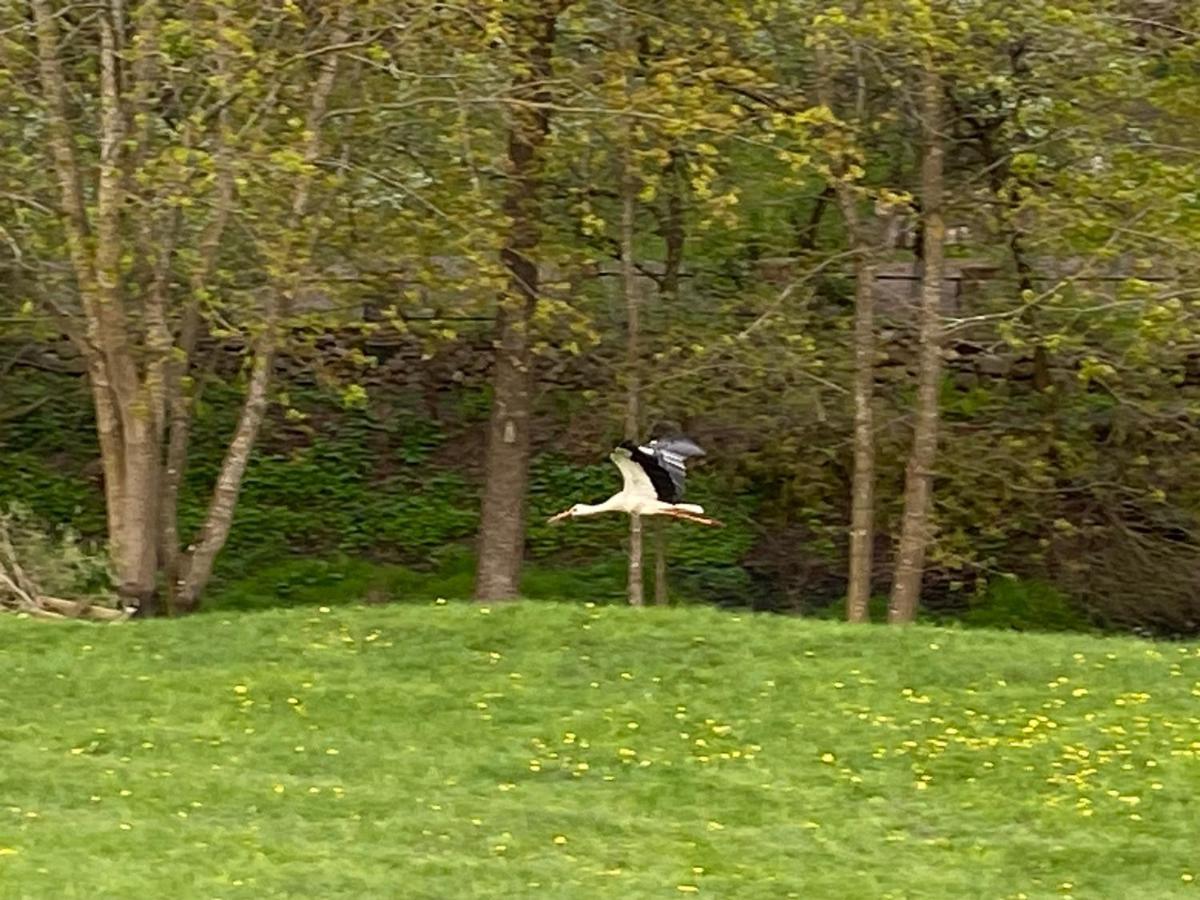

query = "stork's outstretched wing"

[
  {"left": 618, "top": 436, "right": 705, "bottom": 503},
  {"left": 609, "top": 445, "right": 658, "bottom": 502}
]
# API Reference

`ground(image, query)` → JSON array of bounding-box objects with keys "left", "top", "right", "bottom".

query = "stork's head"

[{"left": 546, "top": 504, "right": 584, "bottom": 524}]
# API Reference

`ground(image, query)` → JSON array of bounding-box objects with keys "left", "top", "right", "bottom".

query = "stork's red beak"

[{"left": 546, "top": 509, "right": 572, "bottom": 524}]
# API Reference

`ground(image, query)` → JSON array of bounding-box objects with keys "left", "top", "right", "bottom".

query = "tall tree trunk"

[
  {"left": 844, "top": 222, "right": 876, "bottom": 623},
  {"left": 619, "top": 8, "right": 644, "bottom": 608},
  {"left": 474, "top": 9, "right": 558, "bottom": 602},
  {"left": 32, "top": 0, "right": 161, "bottom": 611},
  {"left": 159, "top": 9, "right": 236, "bottom": 603},
  {"left": 652, "top": 148, "right": 685, "bottom": 605},
  {"left": 889, "top": 62, "right": 946, "bottom": 624},
  {"left": 816, "top": 43, "right": 876, "bottom": 623}
]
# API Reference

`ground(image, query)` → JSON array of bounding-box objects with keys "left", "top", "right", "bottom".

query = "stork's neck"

[{"left": 575, "top": 493, "right": 625, "bottom": 516}]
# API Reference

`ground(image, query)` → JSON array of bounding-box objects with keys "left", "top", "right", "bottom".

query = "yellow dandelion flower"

[
  {"left": 820, "top": 753, "right": 835, "bottom": 763},
  {"left": 677, "top": 885, "right": 699, "bottom": 894},
  {"left": 553, "top": 835, "right": 567, "bottom": 845},
  {"left": 233, "top": 685, "right": 248, "bottom": 695}
]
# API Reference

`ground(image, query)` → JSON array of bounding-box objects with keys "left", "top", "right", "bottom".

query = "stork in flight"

[{"left": 546, "top": 437, "right": 723, "bottom": 527}]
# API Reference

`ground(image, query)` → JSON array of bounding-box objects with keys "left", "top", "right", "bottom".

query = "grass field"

[{"left": 2, "top": 602, "right": 1199, "bottom": 899}]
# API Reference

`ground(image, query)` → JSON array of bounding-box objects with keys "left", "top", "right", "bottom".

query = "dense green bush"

[{"left": 961, "top": 578, "right": 1092, "bottom": 634}]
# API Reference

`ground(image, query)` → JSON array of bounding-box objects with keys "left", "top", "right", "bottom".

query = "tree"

[
  {"left": 888, "top": 54, "right": 946, "bottom": 624},
  {"left": 811, "top": 13, "right": 880, "bottom": 624},
  {"left": 474, "top": 3, "right": 566, "bottom": 602},
  {"left": 9, "top": 1, "right": 354, "bottom": 612},
  {"left": 617, "top": 11, "right": 646, "bottom": 607}
]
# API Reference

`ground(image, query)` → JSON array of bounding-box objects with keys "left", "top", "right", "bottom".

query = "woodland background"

[{"left": 2, "top": 0, "right": 1199, "bottom": 635}]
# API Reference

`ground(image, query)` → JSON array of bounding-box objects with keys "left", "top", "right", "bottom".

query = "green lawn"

[{"left": 2, "top": 602, "right": 1198, "bottom": 899}]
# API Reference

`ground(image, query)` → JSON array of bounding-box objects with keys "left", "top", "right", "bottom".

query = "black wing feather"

[{"left": 618, "top": 437, "right": 705, "bottom": 503}]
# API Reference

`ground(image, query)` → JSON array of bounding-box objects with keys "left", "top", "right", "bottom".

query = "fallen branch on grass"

[{"left": 0, "top": 520, "right": 130, "bottom": 623}]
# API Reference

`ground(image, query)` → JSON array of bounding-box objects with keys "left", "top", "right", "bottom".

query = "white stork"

[{"left": 546, "top": 437, "right": 723, "bottom": 527}]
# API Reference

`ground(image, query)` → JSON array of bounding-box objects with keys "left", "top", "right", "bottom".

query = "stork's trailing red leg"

[{"left": 664, "top": 508, "right": 724, "bottom": 527}]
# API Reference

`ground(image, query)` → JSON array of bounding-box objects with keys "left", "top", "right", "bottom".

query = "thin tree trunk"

[
  {"left": 174, "top": 13, "right": 349, "bottom": 611},
  {"left": 653, "top": 524, "right": 668, "bottom": 605},
  {"left": 97, "top": 2, "right": 160, "bottom": 609},
  {"left": 619, "top": 8, "right": 644, "bottom": 608},
  {"left": 816, "top": 43, "right": 876, "bottom": 623},
  {"left": 474, "top": 9, "right": 558, "bottom": 602},
  {"left": 795, "top": 186, "right": 834, "bottom": 253},
  {"left": 659, "top": 149, "right": 685, "bottom": 302},
  {"left": 889, "top": 62, "right": 946, "bottom": 624},
  {"left": 173, "top": 344, "right": 277, "bottom": 610},
  {"left": 973, "top": 121, "right": 1049, "bottom": 390},
  {"left": 652, "top": 149, "right": 685, "bottom": 605},
  {"left": 844, "top": 229, "right": 876, "bottom": 623},
  {"left": 159, "top": 18, "right": 236, "bottom": 602}
]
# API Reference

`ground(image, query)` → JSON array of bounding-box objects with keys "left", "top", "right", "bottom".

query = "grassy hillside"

[{"left": 3, "top": 604, "right": 1198, "bottom": 898}]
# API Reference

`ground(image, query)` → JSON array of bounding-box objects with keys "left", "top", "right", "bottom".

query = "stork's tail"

[{"left": 674, "top": 503, "right": 704, "bottom": 514}]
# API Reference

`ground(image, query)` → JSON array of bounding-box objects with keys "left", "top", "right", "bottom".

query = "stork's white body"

[{"left": 547, "top": 439, "right": 721, "bottom": 527}]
